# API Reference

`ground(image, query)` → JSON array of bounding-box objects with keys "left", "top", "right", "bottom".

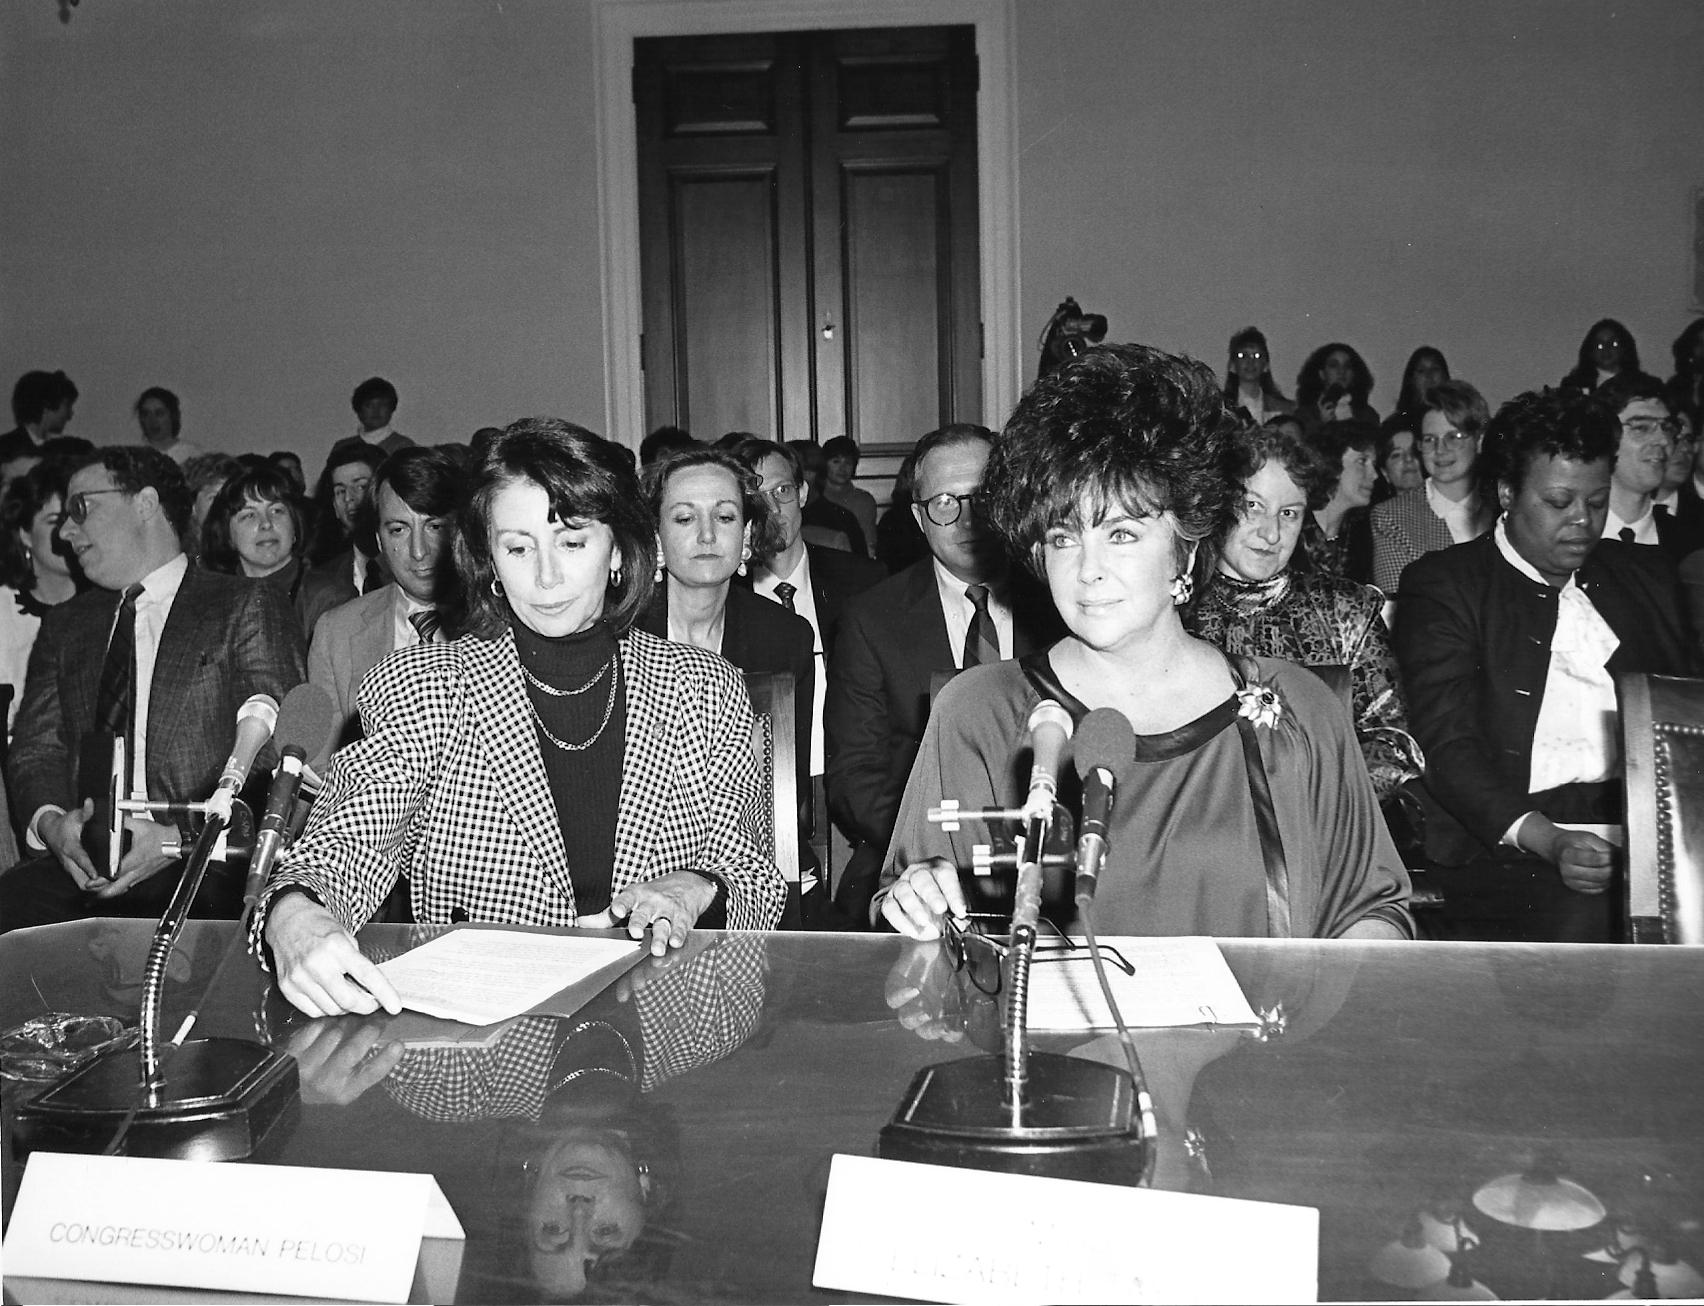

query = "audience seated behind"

[
  {"left": 1374, "top": 413, "right": 1425, "bottom": 503},
  {"left": 1222, "top": 326, "right": 1297, "bottom": 428},
  {"left": 818, "top": 436, "right": 880, "bottom": 560},
  {"left": 736, "top": 437, "right": 885, "bottom": 789},
  {"left": 789, "top": 440, "right": 868, "bottom": 556},
  {"left": 0, "top": 447, "right": 306, "bottom": 932},
  {"left": 1297, "top": 419, "right": 1377, "bottom": 584},
  {"left": 1595, "top": 372, "right": 1704, "bottom": 561},
  {"left": 0, "top": 370, "right": 77, "bottom": 467},
  {"left": 1371, "top": 379, "right": 1495, "bottom": 596},
  {"left": 873, "top": 446, "right": 929, "bottom": 575},
  {"left": 1394, "top": 388, "right": 1697, "bottom": 943},
  {"left": 878, "top": 345, "right": 1412, "bottom": 941},
  {"left": 1296, "top": 342, "right": 1379, "bottom": 429},
  {"left": 308, "top": 447, "right": 460, "bottom": 753},
  {"left": 634, "top": 446, "right": 816, "bottom": 877},
  {"left": 1665, "top": 317, "right": 1704, "bottom": 417},
  {"left": 198, "top": 462, "right": 313, "bottom": 630},
  {"left": 330, "top": 375, "right": 415, "bottom": 459},
  {"left": 1561, "top": 318, "right": 1642, "bottom": 395},
  {"left": 0, "top": 460, "right": 80, "bottom": 739},
  {"left": 256, "top": 420, "right": 784, "bottom": 1020},
  {"left": 1184, "top": 421, "right": 1423, "bottom": 802},
  {"left": 298, "top": 443, "right": 387, "bottom": 636},
  {"left": 1392, "top": 346, "right": 1451, "bottom": 425},
  {"left": 825, "top": 422, "right": 1065, "bottom": 928}
]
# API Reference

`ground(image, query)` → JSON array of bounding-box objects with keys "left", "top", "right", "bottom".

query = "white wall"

[
  {"left": 1013, "top": 0, "right": 1704, "bottom": 416},
  {"left": 4, "top": 0, "right": 1701, "bottom": 470},
  {"left": 0, "top": 0, "right": 605, "bottom": 468}
]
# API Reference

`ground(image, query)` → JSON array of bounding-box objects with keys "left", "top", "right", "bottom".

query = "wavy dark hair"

[
  {"left": 1222, "top": 326, "right": 1290, "bottom": 405},
  {"left": 1295, "top": 342, "right": 1374, "bottom": 411},
  {"left": 199, "top": 464, "right": 307, "bottom": 576},
  {"left": 1478, "top": 388, "right": 1619, "bottom": 503},
  {"left": 0, "top": 459, "right": 73, "bottom": 591},
  {"left": 1561, "top": 318, "right": 1641, "bottom": 392},
  {"left": 1394, "top": 346, "right": 1450, "bottom": 419},
  {"left": 1229, "top": 422, "right": 1341, "bottom": 516},
  {"left": 642, "top": 446, "right": 779, "bottom": 565},
  {"left": 988, "top": 343, "right": 1238, "bottom": 577},
  {"left": 452, "top": 418, "right": 655, "bottom": 640}
]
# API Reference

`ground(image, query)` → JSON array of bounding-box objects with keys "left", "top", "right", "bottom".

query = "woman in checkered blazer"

[{"left": 257, "top": 420, "right": 786, "bottom": 1018}]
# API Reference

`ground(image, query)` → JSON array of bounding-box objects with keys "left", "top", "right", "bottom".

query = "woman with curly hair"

[
  {"left": 1184, "top": 421, "right": 1422, "bottom": 801},
  {"left": 875, "top": 345, "right": 1412, "bottom": 941},
  {"left": 199, "top": 463, "right": 311, "bottom": 608},
  {"left": 1296, "top": 341, "right": 1378, "bottom": 427}
]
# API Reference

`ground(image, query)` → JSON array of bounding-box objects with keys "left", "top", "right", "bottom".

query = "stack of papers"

[
  {"left": 376, "top": 928, "right": 642, "bottom": 1027},
  {"left": 1024, "top": 936, "right": 1260, "bottom": 1030}
]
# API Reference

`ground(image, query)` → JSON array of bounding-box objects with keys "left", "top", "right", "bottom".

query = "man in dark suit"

[
  {"left": 1597, "top": 373, "right": 1704, "bottom": 562},
  {"left": 1, "top": 447, "right": 306, "bottom": 931},
  {"left": 1396, "top": 388, "right": 1694, "bottom": 942},
  {"left": 825, "top": 425, "right": 1063, "bottom": 925},
  {"left": 299, "top": 443, "right": 388, "bottom": 639}
]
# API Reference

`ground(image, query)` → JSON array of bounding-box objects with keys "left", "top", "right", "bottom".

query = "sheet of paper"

[
  {"left": 814, "top": 1154, "right": 1318, "bottom": 1304},
  {"left": 1024, "top": 936, "right": 1260, "bottom": 1031},
  {"left": 376, "top": 927, "right": 641, "bottom": 1026}
]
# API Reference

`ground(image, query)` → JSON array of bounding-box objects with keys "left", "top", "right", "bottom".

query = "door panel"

[{"left": 637, "top": 25, "right": 978, "bottom": 455}]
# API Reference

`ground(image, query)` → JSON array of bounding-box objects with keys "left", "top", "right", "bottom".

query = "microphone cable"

[{"left": 1079, "top": 900, "right": 1157, "bottom": 1187}]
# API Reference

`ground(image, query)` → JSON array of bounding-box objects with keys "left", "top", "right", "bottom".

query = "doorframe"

[{"left": 592, "top": 0, "right": 1020, "bottom": 447}]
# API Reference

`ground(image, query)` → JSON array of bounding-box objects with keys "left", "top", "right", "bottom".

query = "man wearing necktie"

[
  {"left": 1596, "top": 374, "right": 1704, "bottom": 563},
  {"left": 308, "top": 448, "right": 460, "bottom": 754},
  {"left": 1396, "top": 388, "right": 1695, "bottom": 942},
  {"left": 826, "top": 426, "right": 1063, "bottom": 926},
  {"left": 2, "top": 447, "right": 304, "bottom": 931}
]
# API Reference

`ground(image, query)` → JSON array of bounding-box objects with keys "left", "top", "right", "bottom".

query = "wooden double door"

[{"left": 635, "top": 25, "right": 981, "bottom": 449}]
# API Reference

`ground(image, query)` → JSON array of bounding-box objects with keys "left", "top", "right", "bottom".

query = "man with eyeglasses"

[
  {"left": 824, "top": 424, "right": 1062, "bottom": 927},
  {"left": 735, "top": 438, "right": 884, "bottom": 892},
  {"left": 1, "top": 448, "right": 305, "bottom": 932},
  {"left": 1596, "top": 373, "right": 1704, "bottom": 562}
]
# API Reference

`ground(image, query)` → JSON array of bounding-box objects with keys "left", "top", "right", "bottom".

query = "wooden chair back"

[{"left": 1621, "top": 672, "right": 1704, "bottom": 944}]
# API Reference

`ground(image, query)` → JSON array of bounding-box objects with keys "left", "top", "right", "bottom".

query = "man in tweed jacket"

[{"left": 1, "top": 447, "right": 306, "bottom": 931}]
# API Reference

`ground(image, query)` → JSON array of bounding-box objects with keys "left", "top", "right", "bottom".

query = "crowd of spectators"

[{"left": 1, "top": 315, "right": 1700, "bottom": 948}]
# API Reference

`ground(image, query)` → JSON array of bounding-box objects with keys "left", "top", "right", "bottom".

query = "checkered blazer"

[
  {"left": 257, "top": 626, "right": 785, "bottom": 936},
  {"left": 1369, "top": 485, "right": 1492, "bottom": 595}
]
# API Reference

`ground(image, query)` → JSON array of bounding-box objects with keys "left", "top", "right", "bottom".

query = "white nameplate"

[
  {"left": 813, "top": 1154, "right": 1317, "bottom": 1304},
  {"left": 2, "top": 1152, "right": 459, "bottom": 1303}
]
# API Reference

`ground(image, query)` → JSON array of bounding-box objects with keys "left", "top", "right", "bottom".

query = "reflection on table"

[{"left": 4, "top": 922, "right": 1703, "bottom": 1303}]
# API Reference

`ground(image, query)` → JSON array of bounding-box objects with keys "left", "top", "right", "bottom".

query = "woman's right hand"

[
  {"left": 266, "top": 893, "right": 402, "bottom": 1018},
  {"left": 878, "top": 857, "right": 969, "bottom": 940}
]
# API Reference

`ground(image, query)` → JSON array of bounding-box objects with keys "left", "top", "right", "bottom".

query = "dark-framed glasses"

[
  {"left": 64, "top": 489, "right": 128, "bottom": 524},
  {"left": 761, "top": 482, "right": 800, "bottom": 506},
  {"left": 918, "top": 490, "right": 979, "bottom": 527},
  {"left": 942, "top": 913, "right": 1135, "bottom": 997},
  {"left": 1418, "top": 429, "right": 1475, "bottom": 451}
]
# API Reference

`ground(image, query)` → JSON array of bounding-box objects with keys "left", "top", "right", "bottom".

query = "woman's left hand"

[{"left": 588, "top": 872, "right": 719, "bottom": 957}]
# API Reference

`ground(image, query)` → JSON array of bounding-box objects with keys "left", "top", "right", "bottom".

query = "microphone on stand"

[
  {"left": 1071, "top": 708, "right": 1136, "bottom": 906},
  {"left": 208, "top": 694, "right": 280, "bottom": 819},
  {"left": 1013, "top": 700, "right": 1074, "bottom": 929},
  {"left": 243, "top": 684, "right": 337, "bottom": 911}
]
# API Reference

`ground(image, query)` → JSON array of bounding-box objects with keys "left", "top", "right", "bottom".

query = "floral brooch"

[{"left": 1235, "top": 682, "right": 1283, "bottom": 729}]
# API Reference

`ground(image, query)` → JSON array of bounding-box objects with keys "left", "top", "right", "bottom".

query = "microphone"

[
  {"left": 1071, "top": 707, "right": 1136, "bottom": 905},
  {"left": 209, "top": 694, "right": 279, "bottom": 817},
  {"left": 1021, "top": 700, "right": 1074, "bottom": 825},
  {"left": 243, "top": 684, "right": 338, "bottom": 909}
]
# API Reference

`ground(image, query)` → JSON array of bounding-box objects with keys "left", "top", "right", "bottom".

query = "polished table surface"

[{"left": 3, "top": 922, "right": 1703, "bottom": 1303}]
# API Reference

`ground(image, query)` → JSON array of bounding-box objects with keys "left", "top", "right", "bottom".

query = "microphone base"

[
  {"left": 15, "top": 1037, "right": 298, "bottom": 1162},
  {"left": 880, "top": 1052, "right": 1148, "bottom": 1186}
]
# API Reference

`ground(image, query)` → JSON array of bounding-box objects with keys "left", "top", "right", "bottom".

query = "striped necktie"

[
  {"left": 961, "top": 584, "right": 999, "bottom": 668},
  {"left": 94, "top": 583, "right": 145, "bottom": 739},
  {"left": 409, "top": 609, "right": 441, "bottom": 644}
]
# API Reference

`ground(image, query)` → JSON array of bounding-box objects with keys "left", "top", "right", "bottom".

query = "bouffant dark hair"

[{"left": 987, "top": 343, "right": 1239, "bottom": 575}]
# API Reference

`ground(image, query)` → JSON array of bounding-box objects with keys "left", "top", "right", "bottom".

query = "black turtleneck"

[{"left": 510, "top": 615, "right": 626, "bottom": 915}]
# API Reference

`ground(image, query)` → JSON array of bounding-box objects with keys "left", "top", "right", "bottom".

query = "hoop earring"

[
  {"left": 1169, "top": 573, "right": 1194, "bottom": 606},
  {"left": 490, "top": 578, "right": 504, "bottom": 598}
]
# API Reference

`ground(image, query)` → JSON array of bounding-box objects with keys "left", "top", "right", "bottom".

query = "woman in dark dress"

[
  {"left": 876, "top": 345, "right": 1412, "bottom": 941},
  {"left": 1186, "top": 422, "right": 1422, "bottom": 801},
  {"left": 1561, "top": 318, "right": 1641, "bottom": 395},
  {"left": 637, "top": 447, "right": 815, "bottom": 860}
]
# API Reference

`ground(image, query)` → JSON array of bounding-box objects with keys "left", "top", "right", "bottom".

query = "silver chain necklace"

[
  {"left": 526, "top": 653, "right": 620, "bottom": 752},
  {"left": 520, "top": 654, "right": 612, "bottom": 698}
]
